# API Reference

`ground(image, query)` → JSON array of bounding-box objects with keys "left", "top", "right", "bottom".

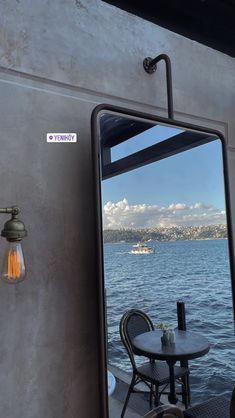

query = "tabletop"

[{"left": 132, "top": 329, "right": 210, "bottom": 362}]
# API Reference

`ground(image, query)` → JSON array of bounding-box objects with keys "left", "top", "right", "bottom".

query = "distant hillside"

[{"left": 103, "top": 224, "right": 227, "bottom": 243}]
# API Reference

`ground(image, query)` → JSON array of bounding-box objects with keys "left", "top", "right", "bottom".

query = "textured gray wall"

[
  {"left": 0, "top": 0, "right": 234, "bottom": 417},
  {"left": 0, "top": 78, "right": 101, "bottom": 417}
]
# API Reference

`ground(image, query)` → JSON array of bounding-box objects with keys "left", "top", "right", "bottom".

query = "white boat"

[{"left": 130, "top": 242, "right": 154, "bottom": 254}]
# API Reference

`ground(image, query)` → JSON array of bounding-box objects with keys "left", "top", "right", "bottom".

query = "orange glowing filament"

[{"left": 7, "top": 248, "right": 21, "bottom": 280}]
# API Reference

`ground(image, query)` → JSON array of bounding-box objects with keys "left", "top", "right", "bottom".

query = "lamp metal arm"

[{"left": 0, "top": 206, "right": 20, "bottom": 216}]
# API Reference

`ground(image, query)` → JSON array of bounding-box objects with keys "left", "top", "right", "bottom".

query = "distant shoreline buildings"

[{"left": 103, "top": 224, "right": 227, "bottom": 243}]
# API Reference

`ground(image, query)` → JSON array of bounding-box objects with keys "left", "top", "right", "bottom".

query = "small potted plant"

[{"left": 156, "top": 322, "right": 175, "bottom": 346}]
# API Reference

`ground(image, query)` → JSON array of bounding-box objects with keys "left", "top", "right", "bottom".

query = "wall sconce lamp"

[{"left": 0, "top": 206, "right": 27, "bottom": 283}]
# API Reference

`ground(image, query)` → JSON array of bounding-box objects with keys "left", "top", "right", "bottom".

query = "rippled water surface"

[{"left": 104, "top": 239, "right": 234, "bottom": 404}]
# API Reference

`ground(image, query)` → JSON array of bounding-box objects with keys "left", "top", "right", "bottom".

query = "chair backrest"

[
  {"left": 119, "top": 309, "right": 154, "bottom": 371},
  {"left": 143, "top": 405, "right": 183, "bottom": 417}
]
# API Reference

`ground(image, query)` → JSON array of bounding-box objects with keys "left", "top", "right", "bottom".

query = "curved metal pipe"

[{"left": 143, "top": 54, "right": 174, "bottom": 119}]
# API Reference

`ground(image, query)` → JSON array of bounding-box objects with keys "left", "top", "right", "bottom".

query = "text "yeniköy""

[{"left": 47, "top": 133, "right": 77, "bottom": 143}]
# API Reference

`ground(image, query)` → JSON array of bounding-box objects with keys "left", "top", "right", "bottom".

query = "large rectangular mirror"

[{"left": 91, "top": 104, "right": 235, "bottom": 418}]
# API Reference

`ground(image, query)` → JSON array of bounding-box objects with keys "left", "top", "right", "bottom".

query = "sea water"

[{"left": 104, "top": 239, "right": 235, "bottom": 403}]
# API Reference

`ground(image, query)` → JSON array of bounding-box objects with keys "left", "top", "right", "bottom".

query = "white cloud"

[
  {"left": 168, "top": 203, "right": 188, "bottom": 210},
  {"left": 103, "top": 198, "right": 226, "bottom": 229},
  {"left": 190, "top": 202, "right": 210, "bottom": 210}
]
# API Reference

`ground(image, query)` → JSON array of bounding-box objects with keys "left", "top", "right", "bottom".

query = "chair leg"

[
  {"left": 149, "top": 383, "right": 153, "bottom": 409},
  {"left": 154, "top": 385, "right": 159, "bottom": 406},
  {"left": 121, "top": 375, "right": 136, "bottom": 418}
]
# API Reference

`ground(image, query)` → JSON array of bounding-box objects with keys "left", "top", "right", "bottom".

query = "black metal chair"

[
  {"left": 144, "top": 404, "right": 184, "bottom": 417},
  {"left": 119, "top": 309, "right": 189, "bottom": 417},
  {"left": 143, "top": 391, "right": 233, "bottom": 418}
]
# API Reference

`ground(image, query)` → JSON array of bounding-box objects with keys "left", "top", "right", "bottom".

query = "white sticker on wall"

[{"left": 47, "top": 133, "right": 77, "bottom": 143}]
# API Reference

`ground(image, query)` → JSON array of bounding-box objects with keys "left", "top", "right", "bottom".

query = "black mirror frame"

[{"left": 91, "top": 103, "right": 235, "bottom": 418}]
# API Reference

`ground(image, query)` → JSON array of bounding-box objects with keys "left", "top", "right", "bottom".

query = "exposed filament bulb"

[{"left": 2, "top": 242, "right": 26, "bottom": 283}]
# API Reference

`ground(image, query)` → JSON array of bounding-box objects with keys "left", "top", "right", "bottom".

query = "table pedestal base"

[{"left": 167, "top": 361, "right": 178, "bottom": 405}]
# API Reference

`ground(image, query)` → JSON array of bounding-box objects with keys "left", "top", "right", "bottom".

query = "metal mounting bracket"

[{"left": 143, "top": 53, "right": 174, "bottom": 119}]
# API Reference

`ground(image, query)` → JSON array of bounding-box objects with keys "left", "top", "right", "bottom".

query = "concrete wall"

[{"left": 0, "top": 0, "right": 234, "bottom": 417}]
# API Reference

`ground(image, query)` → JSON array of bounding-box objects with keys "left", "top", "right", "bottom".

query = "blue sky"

[{"left": 101, "top": 125, "right": 226, "bottom": 229}]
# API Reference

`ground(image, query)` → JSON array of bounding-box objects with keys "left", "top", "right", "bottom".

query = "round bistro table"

[{"left": 132, "top": 329, "right": 210, "bottom": 405}]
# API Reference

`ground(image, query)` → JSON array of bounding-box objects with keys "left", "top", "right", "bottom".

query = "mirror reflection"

[{"left": 97, "top": 111, "right": 233, "bottom": 418}]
